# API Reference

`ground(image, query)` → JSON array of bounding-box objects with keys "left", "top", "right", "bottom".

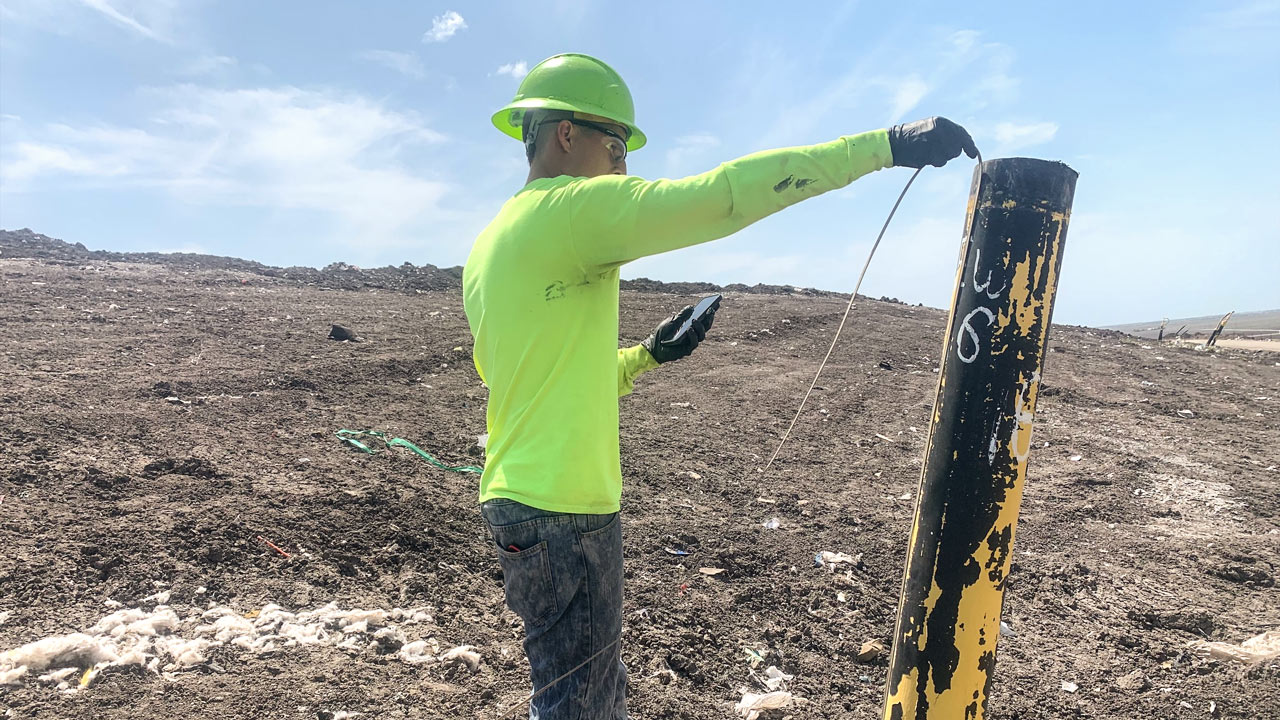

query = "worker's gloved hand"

[
  {"left": 642, "top": 304, "right": 716, "bottom": 364},
  {"left": 888, "top": 117, "right": 979, "bottom": 169}
]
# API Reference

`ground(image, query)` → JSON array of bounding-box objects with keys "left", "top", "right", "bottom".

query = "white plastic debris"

[
  {"left": 1061, "top": 680, "right": 1078, "bottom": 693},
  {"left": 762, "top": 665, "right": 792, "bottom": 691},
  {"left": 0, "top": 634, "right": 119, "bottom": 673},
  {"left": 815, "top": 551, "right": 860, "bottom": 571},
  {"left": 0, "top": 600, "right": 445, "bottom": 691},
  {"left": 1191, "top": 630, "right": 1280, "bottom": 664},
  {"left": 439, "top": 645, "right": 481, "bottom": 671},
  {"left": 1177, "top": 409, "right": 1194, "bottom": 418},
  {"left": 1000, "top": 620, "right": 1016, "bottom": 637},
  {"left": 1069, "top": 455, "right": 1083, "bottom": 462},
  {"left": 0, "top": 666, "right": 28, "bottom": 685},
  {"left": 761, "top": 518, "right": 780, "bottom": 530},
  {"left": 37, "top": 667, "right": 77, "bottom": 684},
  {"left": 736, "top": 690, "right": 794, "bottom": 719}
]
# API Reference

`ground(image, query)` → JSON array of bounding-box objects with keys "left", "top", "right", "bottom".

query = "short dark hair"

[{"left": 522, "top": 110, "right": 572, "bottom": 164}]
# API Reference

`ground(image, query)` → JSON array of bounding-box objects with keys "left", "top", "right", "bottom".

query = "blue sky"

[{"left": 1, "top": 1, "right": 1276, "bottom": 326}]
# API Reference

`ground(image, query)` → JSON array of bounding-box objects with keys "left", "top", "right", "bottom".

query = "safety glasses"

[
  {"left": 533, "top": 117, "right": 628, "bottom": 164},
  {"left": 566, "top": 119, "right": 628, "bottom": 163}
]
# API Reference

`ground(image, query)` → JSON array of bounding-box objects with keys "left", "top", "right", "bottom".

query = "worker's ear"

[{"left": 552, "top": 120, "right": 574, "bottom": 154}]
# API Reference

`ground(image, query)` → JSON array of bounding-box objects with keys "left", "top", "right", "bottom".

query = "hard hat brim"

[{"left": 492, "top": 98, "right": 647, "bottom": 152}]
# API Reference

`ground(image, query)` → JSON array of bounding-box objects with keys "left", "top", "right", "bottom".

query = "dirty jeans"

[{"left": 481, "top": 498, "right": 627, "bottom": 719}]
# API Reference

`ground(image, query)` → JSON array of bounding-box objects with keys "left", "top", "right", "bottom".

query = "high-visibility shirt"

[{"left": 463, "top": 130, "right": 893, "bottom": 513}]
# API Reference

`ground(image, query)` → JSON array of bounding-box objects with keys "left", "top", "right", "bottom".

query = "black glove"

[
  {"left": 642, "top": 304, "right": 716, "bottom": 364},
  {"left": 888, "top": 116, "right": 979, "bottom": 169}
]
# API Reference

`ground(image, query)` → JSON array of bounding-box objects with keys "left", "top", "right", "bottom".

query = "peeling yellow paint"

[{"left": 883, "top": 164, "right": 1071, "bottom": 720}]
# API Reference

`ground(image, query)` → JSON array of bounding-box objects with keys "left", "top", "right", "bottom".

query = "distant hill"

[
  {"left": 0, "top": 227, "right": 845, "bottom": 299},
  {"left": 1106, "top": 309, "right": 1280, "bottom": 340}
]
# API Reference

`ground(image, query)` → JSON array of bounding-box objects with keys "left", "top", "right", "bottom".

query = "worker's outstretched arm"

[
  {"left": 569, "top": 130, "right": 892, "bottom": 268},
  {"left": 568, "top": 118, "right": 976, "bottom": 269}
]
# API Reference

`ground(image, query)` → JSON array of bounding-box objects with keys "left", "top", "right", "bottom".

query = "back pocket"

[{"left": 493, "top": 539, "right": 558, "bottom": 628}]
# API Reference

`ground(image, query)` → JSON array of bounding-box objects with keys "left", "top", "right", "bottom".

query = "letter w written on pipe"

[
  {"left": 957, "top": 306, "right": 996, "bottom": 364},
  {"left": 972, "top": 248, "right": 1007, "bottom": 299}
]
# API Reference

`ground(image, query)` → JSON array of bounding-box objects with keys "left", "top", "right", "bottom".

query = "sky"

[{"left": 1, "top": 1, "right": 1277, "bottom": 327}]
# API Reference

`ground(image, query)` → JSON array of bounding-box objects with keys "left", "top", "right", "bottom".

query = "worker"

[{"left": 462, "top": 53, "right": 977, "bottom": 719}]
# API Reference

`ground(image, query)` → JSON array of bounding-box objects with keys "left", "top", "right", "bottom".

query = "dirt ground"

[{"left": 2, "top": 230, "right": 1278, "bottom": 719}]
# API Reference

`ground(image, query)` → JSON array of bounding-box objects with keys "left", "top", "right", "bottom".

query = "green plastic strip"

[{"left": 335, "top": 429, "right": 483, "bottom": 474}]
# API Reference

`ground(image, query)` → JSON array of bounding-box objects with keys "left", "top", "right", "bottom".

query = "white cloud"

[
  {"left": 1177, "top": 0, "right": 1280, "bottom": 58},
  {"left": 0, "top": 85, "right": 453, "bottom": 244},
  {"left": 179, "top": 55, "right": 237, "bottom": 76},
  {"left": 495, "top": 61, "right": 528, "bottom": 79},
  {"left": 887, "top": 75, "right": 929, "bottom": 123},
  {"left": 943, "top": 30, "right": 1019, "bottom": 112},
  {"left": 77, "top": 0, "right": 162, "bottom": 41},
  {"left": 422, "top": 10, "right": 466, "bottom": 43},
  {"left": 663, "top": 133, "right": 720, "bottom": 178},
  {"left": 358, "top": 50, "right": 425, "bottom": 79},
  {"left": 992, "top": 121, "right": 1059, "bottom": 152},
  {"left": 2, "top": 0, "right": 183, "bottom": 43}
]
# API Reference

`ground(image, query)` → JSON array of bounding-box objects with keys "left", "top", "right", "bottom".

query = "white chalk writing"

[{"left": 957, "top": 306, "right": 996, "bottom": 364}]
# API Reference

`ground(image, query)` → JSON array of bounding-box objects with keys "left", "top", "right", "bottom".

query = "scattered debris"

[
  {"left": 1061, "top": 680, "right": 1078, "bottom": 693},
  {"left": 318, "top": 711, "right": 363, "bottom": 720},
  {"left": 328, "top": 324, "right": 359, "bottom": 342},
  {"left": 257, "top": 535, "right": 293, "bottom": 559},
  {"left": 761, "top": 665, "right": 792, "bottom": 691},
  {"left": 0, "top": 612, "right": 9, "bottom": 628},
  {"left": 0, "top": 600, "right": 445, "bottom": 692},
  {"left": 699, "top": 567, "right": 725, "bottom": 576},
  {"left": 1000, "top": 620, "right": 1015, "bottom": 638},
  {"left": 1191, "top": 630, "right": 1280, "bottom": 664},
  {"left": 1115, "top": 669, "right": 1149, "bottom": 691},
  {"left": 857, "top": 639, "right": 884, "bottom": 662},
  {"left": 761, "top": 518, "right": 780, "bottom": 530},
  {"left": 664, "top": 547, "right": 691, "bottom": 556},
  {"left": 813, "top": 551, "right": 861, "bottom": 570},
  {"left": 1069, "top": 455, "right": 1083, "bottom": 462},
  {"left": 735, "top": 690, "right": 794, "bottom": 720},
  {"left": 1177, "top": 409, "right": 1194, "bottom": 418},
  {"left": 438, "top": 645, "right": 481, "bottom": 671}
]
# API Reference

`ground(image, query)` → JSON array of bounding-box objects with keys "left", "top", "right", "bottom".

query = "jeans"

[{"left": 481, "top": 498, "right": 627, "bottom": 720}]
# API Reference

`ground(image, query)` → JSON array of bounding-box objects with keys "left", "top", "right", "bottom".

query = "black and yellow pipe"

[{"left": 883, "top": 158, "right": 1078, "bottom": 720}]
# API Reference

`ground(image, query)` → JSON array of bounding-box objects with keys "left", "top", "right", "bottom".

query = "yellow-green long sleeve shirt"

[{"left": 463, "top": 129, "right": 892, "bottom": 513}]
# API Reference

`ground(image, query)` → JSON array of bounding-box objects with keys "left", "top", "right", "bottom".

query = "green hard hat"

[{"left": 492, "top": 53, "right": 647, "bottom": 151}]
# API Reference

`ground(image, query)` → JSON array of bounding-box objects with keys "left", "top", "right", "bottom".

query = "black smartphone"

[{"left": 662, "top": 294, "right": 722, "bottom": 345}]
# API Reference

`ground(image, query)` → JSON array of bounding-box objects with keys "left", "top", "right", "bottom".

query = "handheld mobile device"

[{"left": 662, "top": 294, "right": 722, "bottom": 345}]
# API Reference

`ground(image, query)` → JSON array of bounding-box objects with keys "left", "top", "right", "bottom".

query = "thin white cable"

[{"left": 757, "top": 166, "right": 925, "bottom": 476}]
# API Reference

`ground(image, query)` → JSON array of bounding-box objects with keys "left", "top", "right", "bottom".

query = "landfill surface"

[{"left": 2, "top": 229, "right": 1278, "bottom": 719}]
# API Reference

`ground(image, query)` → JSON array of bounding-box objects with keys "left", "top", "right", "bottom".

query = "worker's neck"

[{"left": 526, "top": 159, "right": 567, "bottom": 184}]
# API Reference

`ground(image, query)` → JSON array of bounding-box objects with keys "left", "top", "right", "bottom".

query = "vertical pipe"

[
  {"left": 882, "top": 158, "right": 1078, "bottom": 720},
  {"left": 1206, "top": 311, "right": 1234, "bottom": 347}
]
